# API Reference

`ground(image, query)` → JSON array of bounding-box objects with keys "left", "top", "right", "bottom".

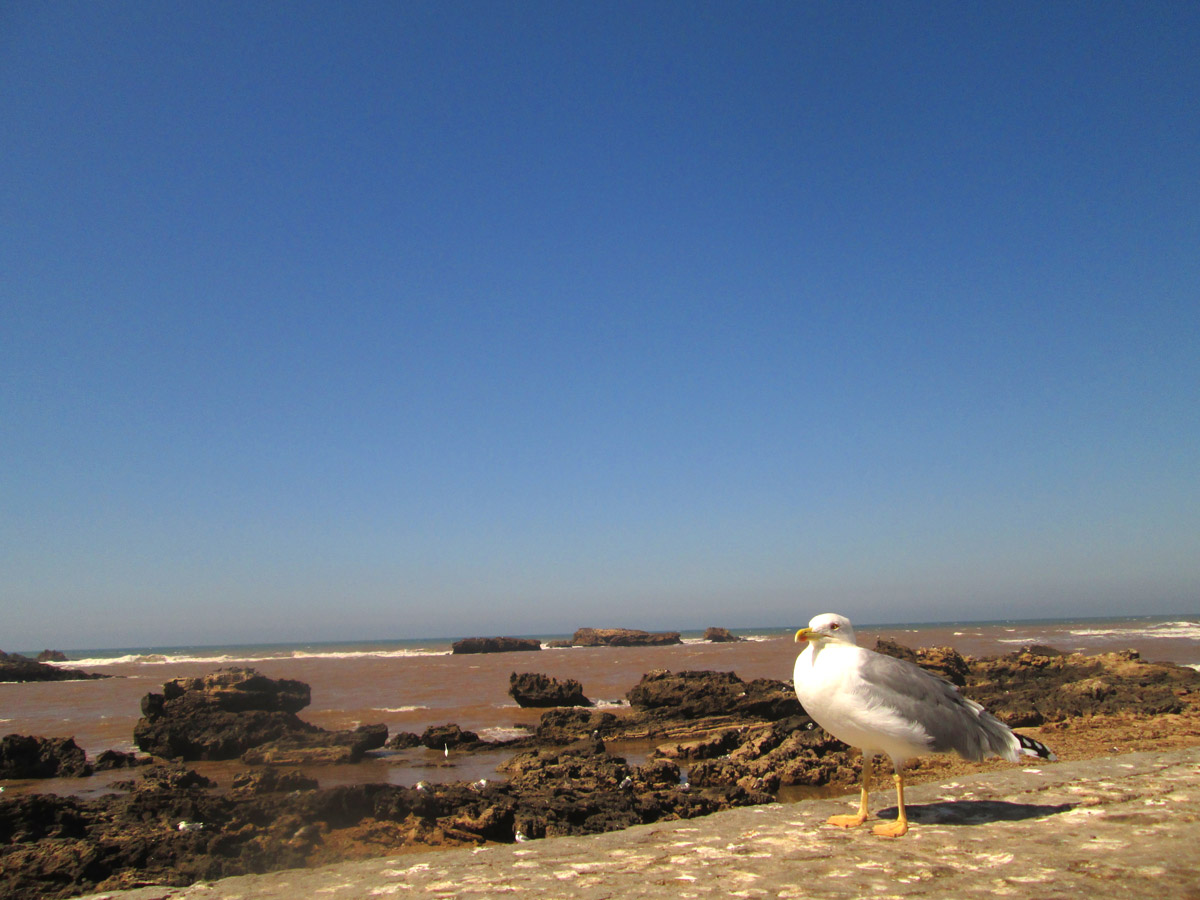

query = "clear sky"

[{"left": 3, "top": 2, "right": 1197, "bottom": 650}]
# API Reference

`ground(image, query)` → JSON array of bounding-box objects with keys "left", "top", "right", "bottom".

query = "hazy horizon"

[{"left": 4, "top": 3, "right": 1198, "bottom": 650}]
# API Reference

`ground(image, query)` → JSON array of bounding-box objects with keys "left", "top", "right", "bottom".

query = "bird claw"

[{"left": 871, "top": 821, "right": 908, "bottom": 838}]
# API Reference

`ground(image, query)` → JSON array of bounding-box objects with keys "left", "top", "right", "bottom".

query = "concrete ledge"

[{"left": 79, "top": 746, "right": 1200, "bottom": 899}]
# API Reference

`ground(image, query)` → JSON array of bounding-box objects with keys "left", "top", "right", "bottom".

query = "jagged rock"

[
  {"left": 626, "top": 669, "right": 803, "bottom": 720},
  {"left": 93, "top": 749, "right": 149, "bottom": 771},
  {"left": 160, "top": 668, "right": 311, "bottom": 713},
  {"left": 35, "top": 650, "right": 68, "bottom": 662},
  {"left": 965, "top": 649, "right": 1200, "bottom": 726},
  {"left": 508, "top": 672, "right": 591, "bottom": 708},
  {"left": 565, "top": 628, "right": 683, "bottom": 648},
  {"left": 241, "top": 724, "right": 388, "bottom": 766},
  {"left": 0, "top": 735, "right": 93, "bottom": 779},
  {"left": 452, "top": 637, "right": 542, "bottom": 654},
  {"left": 420, "top": 724, "right": 480, "bottom": 750},
  {"left": 703, "top": 627, "right": 744, "bottom": 642},
  {"left": 133, "top": 668, "right": 377, "bottom": 762},
  {"left": 386, "top": 731, "right": 423, "bottom": 750},
  {"left": 688, "top": 716, "right": 853, "bottom": 794},
  {"left": 0, "top": 650, "right": 107, "bottom": 683},
  {"left": 230, "top": 768, "right": 319, "bottom": 794},
  {"left": 535, "top": 708, "right": 620, "bottom": 744},
  {"left": 652, "top": 727, "right": 747, "bottom": 761}
]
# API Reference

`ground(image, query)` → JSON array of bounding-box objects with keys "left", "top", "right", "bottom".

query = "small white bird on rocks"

[{"left": 794, "top": 612, "right": 1055, "bottom": 837}]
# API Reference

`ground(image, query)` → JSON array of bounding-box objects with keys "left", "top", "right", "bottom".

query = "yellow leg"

[
  {"left": 827, "top": 756, "right": 871, "bottom": 828},
  {"left": 872, "top": 772, "right": 909, "bottom": 837}
]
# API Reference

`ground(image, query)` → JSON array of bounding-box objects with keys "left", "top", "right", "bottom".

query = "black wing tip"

[{"left": 1017, "top": 733, "right": 1057, "bottom": 761}]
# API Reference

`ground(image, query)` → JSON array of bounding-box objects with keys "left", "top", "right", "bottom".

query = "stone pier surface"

[{"left": 79, "top": 747, "right": 1200, "bottom": 900}]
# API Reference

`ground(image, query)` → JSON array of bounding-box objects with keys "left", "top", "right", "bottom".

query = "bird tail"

[{"left": 1015, "top": 732, "right": 1056, "bottom": 762}]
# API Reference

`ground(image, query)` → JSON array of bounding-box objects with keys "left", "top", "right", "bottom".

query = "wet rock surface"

[
  {"left": 508, "top": 671, "right": 591, "bottom": 708},
  {"left": 0, "top": 743, "right": 765, "bottom": 899},
  {"left": 133, "top": 668, "right": 386, "bottom": 763},
  {"left": 0, "top": 736, "right": 94, "bottom": 779},
  {"left": 964, "top": 645, "right": 1198, "bottom": 726}
]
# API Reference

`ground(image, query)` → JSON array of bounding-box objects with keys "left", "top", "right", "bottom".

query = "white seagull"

[{"left": 793, "top": 612, "right": 1055, "bottom": 837}]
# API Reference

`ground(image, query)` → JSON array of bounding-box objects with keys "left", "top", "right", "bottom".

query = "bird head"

[{"left": 794, "top": 613, "right": 857, "bottom": 646}]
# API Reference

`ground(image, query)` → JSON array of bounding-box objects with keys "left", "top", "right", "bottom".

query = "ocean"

[{"left": 3, "top": 615, "right": 1198, "bottom": 797}]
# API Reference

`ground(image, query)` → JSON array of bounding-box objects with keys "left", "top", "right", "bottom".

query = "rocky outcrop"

[
  {"left": 559, "top": 628, "right": 682, "bottom": 648},
  {"left": 0, "top": 740, "right": 771, "bottom": 900},
  {"left": 669, "top": 643, "right": 1200, "bottom": 796},
  {"left": 508, "top": 672, "right": 591, "bottom": 708},
  {"left": 452, "top": 637, "right": 542, "bottom": 654},
  {"left": 133, "top": 668, "right": 387, "bottom": 763},
  {"left": 420, "top": 724, "right": 481, "bottom": 751},
  {"left": 93, "top": 750, "right": 149, "bottom": 771},
  {"left": 241, "top": 724, "right": 389, "bottom": 766},
  {"left": 626, "top": 669, "right": 803, "bottom": 720},
  {"left": 703, "top": 627, "right": 744, "bottom": 642},
  {"left": 35, "top": 650, "right": 69, "bottom": 662},
  {"left": 0, "top": 735, "right": 93, "bottom": 779},
  {"left": 873, "top": 639, "right": 1200, "bottom": 726},
  {"left": 965, "top": 646, "right": 1200, "bottom": 726},
  {"left": 0, "top": 650, "right": 106, "bottom": 683}
]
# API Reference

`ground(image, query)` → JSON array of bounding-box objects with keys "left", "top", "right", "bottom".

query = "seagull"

[{"left": 793, "top": 612, "right": 1055, "bottom": 837}]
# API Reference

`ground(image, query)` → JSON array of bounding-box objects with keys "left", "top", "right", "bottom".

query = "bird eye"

[{"left": 830, "top": 623, "right": 840, "bottom": 630}]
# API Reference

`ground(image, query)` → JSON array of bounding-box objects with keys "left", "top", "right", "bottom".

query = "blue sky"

[{"left": 3, "top": 2, "right": 1197, "bottom": 649}]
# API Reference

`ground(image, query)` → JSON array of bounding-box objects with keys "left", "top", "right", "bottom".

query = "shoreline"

[
  {"left": 75, "top": 745, "right": 1200, "bottom": 900},
  {"left": 5, "top": 640, "right": 1200, "bottom": 899}
]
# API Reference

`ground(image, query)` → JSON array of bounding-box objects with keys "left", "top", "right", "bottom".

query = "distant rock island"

[
  {"left": 548, "top": 628, "right": 683, "bottom": 648},
  {"left": 703, "top": 627, "right": 744, "bottom": 642},
  {"left": 452, "top": 637, "right": 542, "bottom": 654}
]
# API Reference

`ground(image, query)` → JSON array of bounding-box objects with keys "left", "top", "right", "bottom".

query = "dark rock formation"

[
  {"left": 626, "top": 669, "right": 803, "bottom": 720},
  {"left": 230, "top": 768, "right": 319, "bottom": 795},
  {"left": 496, "top": 739, "right": 769, "bottom": 840},
  {"left": 965, "top": 647, "right": 1200, "bottom": 727},
  {"left": 420, "top": 724, "right": 481, "bottom": 751},
  {"left": 93, "top": 750, "right": 149, "bottom": 771},
  {"left": 386, "top": 731, "right": 423, "bottom": 750},
  {"left": 161, "top": 668, "right": 312, "bottom": 712},
  {"left": 133, "top": 668, "right": 385, "bottom": 763},
  {"left": 508, "top": 672, "right": 591, "bottom": 708},
  {"left": 561, "top": 628, "right": 683, "bottom": 648},
  {"left": 35, "top": 650, "right": 68, "bottom": 662},
  {"left": 452, "top": 636, "right": 542, "bottom": 654},
  {"left": 0, "top": 650, "right": 106, "bottom": 683},
  {"left": 534, "top": 708, "right": 621, "bottom": 744},
  {"left": 687, "top": 716, "right": 856, "bottom": 795},
  {"left": 671, "top": 644, "right": 1200, "bottom": 796},
  {"left": 0, "top": 741, "right": 771, "bottom": 900},
  {"left": 0, "top": 735, "right": 93, "bottom": 779},
  {"left": 703, "top": 627, "right": 744, "bottom": 642},
  {"left": 241, "top": 724, "right": 389, "bottom": 766}
]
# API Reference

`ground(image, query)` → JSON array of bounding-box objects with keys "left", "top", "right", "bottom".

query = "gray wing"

[{"left": 858, "top": 651, "right": 1018, "bottom": 762}]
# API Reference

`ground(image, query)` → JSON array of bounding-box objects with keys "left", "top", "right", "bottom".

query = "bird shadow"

[{"left": 875, "top": 799, "right": 1075, "bottom": 826}]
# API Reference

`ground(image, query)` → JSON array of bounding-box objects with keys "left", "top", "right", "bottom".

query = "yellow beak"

[{"left": 794, "top": 627, "right": 814, "bottom": 643}]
